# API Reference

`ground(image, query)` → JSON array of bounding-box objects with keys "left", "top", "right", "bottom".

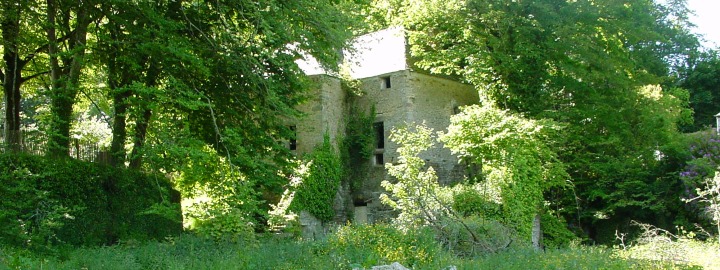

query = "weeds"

[{"left": 2, "top": 227, "right": 717, "bottom": 270}]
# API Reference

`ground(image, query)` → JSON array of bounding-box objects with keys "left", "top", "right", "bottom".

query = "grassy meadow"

[{"left": 2, "top": 224, "right": 717, "bottom": 270}]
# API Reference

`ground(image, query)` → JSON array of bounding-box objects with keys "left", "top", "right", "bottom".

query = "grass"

[{"left": 1, "top": 226, "right": 716, "bottom": 270}]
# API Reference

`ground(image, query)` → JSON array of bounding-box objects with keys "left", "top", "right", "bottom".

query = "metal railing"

[{"left": 1, "top": 130, "right": 109, "bottom": 163}]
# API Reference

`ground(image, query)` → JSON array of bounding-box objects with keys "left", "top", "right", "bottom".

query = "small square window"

[
  {"left": 375, "top": 153, "right": 384, "bottom": 165},
  {"left": 381, "top": 76, "right": 391, "bottom": 89}
]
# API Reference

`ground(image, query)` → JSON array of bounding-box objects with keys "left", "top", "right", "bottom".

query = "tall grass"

[{"left": 2, "top": 226, "right": 714, "bottom": 270}]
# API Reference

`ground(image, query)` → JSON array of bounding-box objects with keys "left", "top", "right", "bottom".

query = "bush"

[
  {"left": 290, "top": 135, "right": 342, "bottom": 222},
  {"left": 438, "top": 215, "right": 520, "bottom": 257},
  {"left": 452, "top": 185, "right": 502, "bottom": 219},
  {"left": 326, "top": 224, "right": 446, "bottom": 268},
  {"left": 614, "top": 222, "right": 719, "bottom": 269},
  {"left": 0, "top": 153, "right": 182, "bottom": 250},
  {"left": 540, "top": 212, "right": 577, "bottom": 249}
]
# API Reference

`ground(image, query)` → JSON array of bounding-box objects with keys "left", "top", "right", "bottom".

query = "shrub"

[
  {"left": 290, "top": 135, "right": 342, "bottom": 222},
  {"left": 614, "top": 222, "right": 718, "bottom": 269},
  {"left": 540, "top": 212, "right": 577, "bottom": 249},
  {"left": 0, "top": 153, "right": 182, "bottom": 250},
  {"left": 189, "top": 205, "right": 256, "bottom": 243},
  {"left": 439, "top": 215, "right": 520, "bottom": 257},
  {"left": 327, "top": 224, "right": 444, "bottom": 268},
  {"left": 452, "top": 185, "right": 502, "bottom": 219}
]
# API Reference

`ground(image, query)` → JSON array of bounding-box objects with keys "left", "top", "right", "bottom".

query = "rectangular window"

[
  {"left": 374, "top": 122, "right": 384, "bottom": 149},
  {"left": 375, "top": 153, "right": 384, "bottom": 165},
  {"left": 381, "top": 76, "right": 391, "bottom": 89},
  {"left": 289, "top": 126, "right": 297, "bottom": 150}
]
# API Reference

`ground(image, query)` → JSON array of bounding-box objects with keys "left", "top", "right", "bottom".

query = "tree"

[
  {"left": 678, "top": 50, "right": 720, "bottom": 132},
  {"left": 381, "top": 124, "right": 449, "bottom": 230},
  {"left": 1, "top": 1, "right": 47, "bottom": 152},
  {"left": 45, "top": 0, "right": 100, "bottom": 157},
  {"left": 383, "top": 123, "right": 520, "bottom": 254},
  {"left": 440, "top": 104, "right": 568, "bottom": 247},
  {"left": 96, "top": 0, "right": 190, "bottom": 167},
  {"left": 92, "top": 0, "right": 362, "bottom": 228},
  {"left": 2, "top": 0, "right": 363, "bottom": 233},
  {"left": 366, "top": 0, "right": 699, "bottom": 243}
]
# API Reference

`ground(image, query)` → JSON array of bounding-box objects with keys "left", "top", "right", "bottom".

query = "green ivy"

[
  {"left": 440, "top": 104, "right": 570, "bottom": 241},
  {"left": 291, "top": 135, "right": 343, "bottom": 222},
  {"left": 340, "top": 103, "right": 376, "bottom": 191}
]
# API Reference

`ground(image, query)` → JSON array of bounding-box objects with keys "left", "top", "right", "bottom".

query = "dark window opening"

[
  {"left": 382, "top": 76, "right": 391, "bottom": 89},
  {"left": 289, "top": 126, "right": 297, "bottom": 150},
  {"left": 375, "top": 153, "right": 384, "bottom": 165},
  {"left": 374, "top": 122, "right": 384, "bottom": 149},
  {"left": 354, "top": 200, "right": 367, "bottom": 207}
]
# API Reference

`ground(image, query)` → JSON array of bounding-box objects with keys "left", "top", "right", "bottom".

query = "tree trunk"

[
  {"left": 129, "top": 108, "right": 152, "bottom": 169},
  {"left": 128, "top": 61, "right": 160, "bottom": 169},
  {"left": 46, "top": 0, "right": 92, "bottom": 158},
  {"left": 110, "top": 89, "right": 130, "bottom": 166},
  {"left": 1, "top": 1, "right": 24, "bottom": 152}
]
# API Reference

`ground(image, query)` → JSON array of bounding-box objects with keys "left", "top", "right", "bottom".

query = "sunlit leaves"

[{"left": 440, "top": 104, "right": 568, "bottom": 238}]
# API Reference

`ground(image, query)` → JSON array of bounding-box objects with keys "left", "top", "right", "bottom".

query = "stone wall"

[
  {"left": 292, "top": 75, "right": 345, "bottom": 154},
  {"left": 292, "top": 70, "right": 478, "bottom": 229},
  {"left": 350, "top": 70, "right": 478, "bottom": 222},
  {"left": 408, "top": 72, "right": 478, "bottom": 185}
]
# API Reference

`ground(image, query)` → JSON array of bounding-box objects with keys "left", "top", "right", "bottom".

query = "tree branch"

[
  {"left": 21, "top": 71, "right": 50, "bottom": 82},
  {"left": 20, "top": 29, "right": 77, "bottom": 66}
]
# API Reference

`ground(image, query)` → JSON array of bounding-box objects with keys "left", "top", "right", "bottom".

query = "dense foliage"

[
  {"left": 441, "top": 104, "right": 572, "bottom": 246},
  {"left": 678, "top": 51, "right": 720, "bottom": 132},
  {"left": 291, "top": 135, "right": 343, "bottom": 222},
  {"left": 360, "top": 0, "right": 711, "bottom": 244},
  {"left": 382, "top": 124, "right": 522, "bottom": 255},
  {"left": 1, "top": 0, "right": 359, "bottom": 235},
  {"left": 0, "top": 154, "right": 181, "bottom": 251},
  {"left": 3, "top": 0, "right": 720, "bottom": 257},
  {"left": 340, "top": 100, "right": 376, "bottom": 192}
]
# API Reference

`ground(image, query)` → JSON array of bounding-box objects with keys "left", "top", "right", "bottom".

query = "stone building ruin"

[{"left": 291, "top": 27, "right": 478, "bottom": 228}]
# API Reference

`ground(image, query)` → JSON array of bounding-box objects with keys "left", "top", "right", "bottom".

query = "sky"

[{"left": 687, "top": 0, "right": 720, "bottom": 48}]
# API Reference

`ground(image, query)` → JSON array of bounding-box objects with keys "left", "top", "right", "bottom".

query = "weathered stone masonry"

[{"left": 292, "top": 27, "right": 479, "bottom": 227}]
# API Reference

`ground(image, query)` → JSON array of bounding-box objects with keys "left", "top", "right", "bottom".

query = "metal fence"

[{"left": 1, "top": 130, "right": 109, "bottom": 163}]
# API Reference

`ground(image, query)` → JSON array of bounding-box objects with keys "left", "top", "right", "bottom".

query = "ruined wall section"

[
  {"left": 349, "top": 70, "right": 413, "bottom": 222},
  {"left": 408, "top": 72, "right": 478, "bottom": 184},
  {"left": 293, "top": 75, "right": 346, "bottom": 155},
  {"left": 347, "top": 70, "right": 478, "bottom": 222},
  {"left": 292, "top": 75, "right": 353, "bottom": 230},
  {"left": 292, "top": 71, "right": 478, "bottom": 227}
]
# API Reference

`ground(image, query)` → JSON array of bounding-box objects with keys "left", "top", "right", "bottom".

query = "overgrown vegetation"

[
  {"left": 0, "top": 153, "right": 181, "bottom": 253},
  {"left": 340, "top": 75, "right": 377, "bottom": 192},
  {"left": 290, "top": 135, "right": 343, "bottom": 222},
  {"left": 3, "top": 227, "right": 715, "bottom": 270},
  {"left": 440, "top": 104, "right": 571, "bottom": 245},
  {"left": 4, "top": 0, "right": 720, "bottom": 267},
  {"left": 1, "top": 0, "right": 359, "bottom": 238}
]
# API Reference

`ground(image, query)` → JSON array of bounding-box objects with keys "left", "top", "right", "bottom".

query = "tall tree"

[
  {"left": 45, "top": 0, "right": 100, "bottom": 157},
  {"left": 368, "top": 0, "right": 699, "bottom": 242},
  {"left": 679, "top": 50, "right": 720, "bottom": 132},
  {"left": 1, "top": 1, "right": 46, "bottom": 152},
  {"left": 97, "top": 0, "right": 185, "bottom": 166},
  {"left": 1, "top": 1, "right": 25, "bottom": 152}
]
